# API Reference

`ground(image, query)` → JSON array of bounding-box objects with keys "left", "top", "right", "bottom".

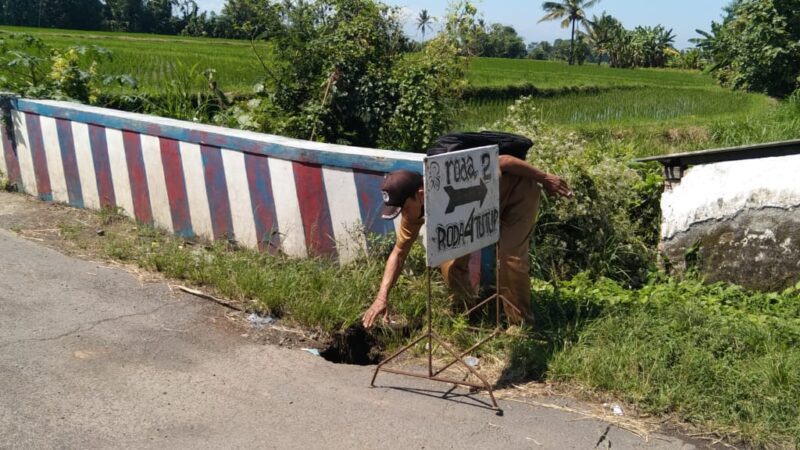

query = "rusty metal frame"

[{"left": 370, "top": 244, "right": 517, "bottom": 414}]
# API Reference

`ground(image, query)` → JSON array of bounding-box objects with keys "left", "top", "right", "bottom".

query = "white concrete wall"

[{"left": 661, "top": 154, "right": 800, "bottom": 240}]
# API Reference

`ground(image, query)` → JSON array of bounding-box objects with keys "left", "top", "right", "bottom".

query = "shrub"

[
  {"left": 216, "top": 0, "right": 467, "bottom": 152},
  {"left": 0, "top": 33, "right": 135, "bottom": 104},
  {"left": 493, "top": 96, "right": 662, "bottom": 286},
  {"left": 698, "top": 0, "right": 800, "bottom": 97}
]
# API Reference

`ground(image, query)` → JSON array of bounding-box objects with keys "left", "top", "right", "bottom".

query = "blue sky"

[{"left": 194, "top": 0, "right": 731, "bottom": 49}]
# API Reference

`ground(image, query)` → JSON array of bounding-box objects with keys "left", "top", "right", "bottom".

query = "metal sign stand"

[{"left": 370, "top": 243, "right": 519, "bottom": 414}]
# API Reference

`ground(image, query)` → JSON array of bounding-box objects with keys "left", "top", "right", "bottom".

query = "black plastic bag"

[{"left": 426, "top": 131, "right": 532, "bottom": 160}]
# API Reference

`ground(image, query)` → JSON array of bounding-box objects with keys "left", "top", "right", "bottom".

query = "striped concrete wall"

[
  {"left": 0, "top": 97, "right": 494, "bottom": 286},
  {"left": 1, "top": 97, "right": 422, "bottom": 263}
]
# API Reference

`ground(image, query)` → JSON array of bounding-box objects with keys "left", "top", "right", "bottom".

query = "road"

[{"left": 0, "top": 227, "right": 697, "bottom": 449}]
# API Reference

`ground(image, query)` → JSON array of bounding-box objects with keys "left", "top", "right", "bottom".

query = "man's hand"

[
  {"left": 542, "top": 174, "right": 572, "bottom": 198},
  {"left": 362, "top": 297, "right": 389, "bottom": 329}
]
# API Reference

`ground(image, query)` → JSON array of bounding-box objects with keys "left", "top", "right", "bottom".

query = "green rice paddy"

[{"left": 0, "top": 25, "right": 779, "bottom": 141}]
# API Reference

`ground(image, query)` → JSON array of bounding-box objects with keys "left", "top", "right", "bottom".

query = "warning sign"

[{"left": 424, "top": 145, "right": 500, "bottom": 267}]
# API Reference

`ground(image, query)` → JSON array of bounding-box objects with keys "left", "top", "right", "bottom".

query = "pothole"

[{"left": 320, "top": 326, "right": 382, "bottom": 366}]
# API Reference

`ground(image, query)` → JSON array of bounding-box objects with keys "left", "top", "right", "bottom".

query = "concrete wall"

[
  {"left": 660, "top": 154, "right": 800, "bottom": 291},
  {"left": 1, "top": 97, "right": 426, "bottom": 266}
]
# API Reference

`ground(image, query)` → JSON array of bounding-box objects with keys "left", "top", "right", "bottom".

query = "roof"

[{"left": 637, "top": 139, "right": 800, "bottom": 167}]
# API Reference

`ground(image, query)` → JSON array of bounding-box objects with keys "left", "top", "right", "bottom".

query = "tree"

[
  {"left": 0, "top": 0, "right": 104, "bottom": 30},
  {"left": 527, "top": 40, "right": 553, "bottom": 60},
  {"left": 441, "top": 0, "right": 483, "bottom": 56},
  {"left": 694, "top": 0, "right": 800, "bottom": 97},
  {"left": 145, "top": 0, "right": 175, "bottom": 34},
  {"left": 480, "top": 24, "right": 527, "bottom": 58},
  {"left": 626, "top": 25, "right": 675, "bottom": 68},
  {"left": 538, "top": 0, "right": 599, "bottom": 65},
  {"left": 229, "top": 0, "right": 464, "bottom": 151},
  {"left": 103, "top": 0, "right": 147, "bottom": 31},
  {"left": 219, "top": 0, "right": 280, "bottom": 39},
  {"left": 416, "top": 9, "right": 435, "bottom": 41},
  {"left": 584, "top": 12, "right": 621, "bottom": 65}
]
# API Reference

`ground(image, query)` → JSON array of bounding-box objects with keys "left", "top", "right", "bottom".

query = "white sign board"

[{"left": 424, "top": 145, "right": 500, "bottom": 267}]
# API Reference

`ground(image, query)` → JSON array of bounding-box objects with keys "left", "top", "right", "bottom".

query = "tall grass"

[
  {"left": 458, "top": 87, "right": 772, "bottom": 133},
  {"left": 101, "top": 223, "right": 441, "bottom": 332}
]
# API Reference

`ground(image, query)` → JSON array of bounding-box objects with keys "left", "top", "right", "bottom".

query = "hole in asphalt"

[{"left": 320, "top": 326, "right": 381, "bottom": 366}]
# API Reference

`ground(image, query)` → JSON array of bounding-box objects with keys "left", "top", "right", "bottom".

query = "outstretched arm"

[
  {"left": 362, "top": 242, "right": 412, "bottom": 328},
  {"left": 498, "top": 155, "right": 572, "bottom": 198}
]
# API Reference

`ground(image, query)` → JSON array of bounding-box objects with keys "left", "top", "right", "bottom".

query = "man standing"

[{"left": 362, "top": 132, "right": 571, "bottom": 328}]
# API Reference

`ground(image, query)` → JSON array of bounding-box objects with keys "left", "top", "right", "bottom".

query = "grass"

[
  {"left": 468, "top": 57, "right": 716, "bottom": 89},
  {"left": 0, "top": 25, "right": 272, "bottom": 93},
  {"left": 3, "top": 26, "right": 716, "bottom": 94},
  {"left": 82, "top": 211, "right": 438, "bottom": 332},
  {"left": 458, "top": 86, "right": 791, "bottom": 158},
  {"left": 542, "top": 275, "right": 800, "bottom": 448}
]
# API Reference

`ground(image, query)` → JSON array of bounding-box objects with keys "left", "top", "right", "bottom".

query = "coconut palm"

[
  {"left": 538, "top": 0, "right": 600, "bottom": 65},
  {"left": 416, "top": 9, "right": 435, "bottom": 41},
  {"left": 584, "top": 11, "right": 621, "bottom": 65}
]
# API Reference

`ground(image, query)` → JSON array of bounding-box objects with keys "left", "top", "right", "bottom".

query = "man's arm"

[
  {"left": 498, "top": 154, "right": 572, "bottom": 198},
  {"left": 362, "top": 242, "right": 412, "bottom": 328}
]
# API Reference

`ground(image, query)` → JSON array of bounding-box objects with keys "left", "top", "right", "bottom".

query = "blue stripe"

[
  {"left": 55, "top": 119, "right": 84, "bottom": 208},
  {"left": 353, "top": 170, "right": 395, "bottom": 239},
  {"left": 17, "top": 100, "right": 424, "bottom": 174}
]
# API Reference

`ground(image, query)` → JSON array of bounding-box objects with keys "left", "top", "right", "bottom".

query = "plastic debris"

[
  {"left": 302, "top": 348, "right": 321, "bottom": 357},
  {"left": 464, "top": 356, "right": 479, "bottom": 367},
  {"left": 611, "top": 404, "right": 623, "bottom": 416},
  {"left": 247, "top": 312, "right": 275, "bottom": 327}
]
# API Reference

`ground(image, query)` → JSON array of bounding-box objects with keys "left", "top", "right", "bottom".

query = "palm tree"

[
  {"left": 538, "top": 0, "right": 600, "bottom": 65},
  {"left": 416, "top": 9, "right": 435, "bottom": 41},
  {"left": 585, "top": 12, "right": 621, "bottom": 65}
]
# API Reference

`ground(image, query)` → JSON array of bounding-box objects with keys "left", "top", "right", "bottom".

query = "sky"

[{"left": 194, "top": 0, "right": 731, "bottom": 50}]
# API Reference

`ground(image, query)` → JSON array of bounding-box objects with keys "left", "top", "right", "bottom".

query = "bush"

[
  {"left": 216, "top": 0, "right": 465, "bottom": 152},
  {"left": 0, "top": 33, "right": 134, "bottom": 103},
  {"left": 698, "top": 0, "right": 800, "bottom": 97},
  {"left": 492, "top": 96, "right": 662, "bottom": 286}
]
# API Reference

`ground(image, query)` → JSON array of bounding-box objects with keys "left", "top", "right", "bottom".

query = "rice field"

[
  {"left": 3, "top": 25, "right": 719, "bottom": 93},
  {"left": 467, "top": 57, "right": 716, "bottom": 89},
  {"left": 0, "top": 25, "right": 777, "bottom": 134},
  {"left": 0, "top": 26, "right": 271, "bottom": 93},
  {"left": 458, "top": 87, "right": 773, "bottom": 130}
]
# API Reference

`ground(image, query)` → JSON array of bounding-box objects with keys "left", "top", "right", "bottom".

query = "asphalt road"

[{"left": 0, "top": 228, "right": 697, "bottom": 449}]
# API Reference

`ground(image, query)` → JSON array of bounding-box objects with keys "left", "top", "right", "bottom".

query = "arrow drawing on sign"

[{"left": 443, "top": 179, "right": 488, "bottom": 213}]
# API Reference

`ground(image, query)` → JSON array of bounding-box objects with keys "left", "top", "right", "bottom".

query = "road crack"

[{"left": 0, "top": 302, "right": 180, "bottom": 349}]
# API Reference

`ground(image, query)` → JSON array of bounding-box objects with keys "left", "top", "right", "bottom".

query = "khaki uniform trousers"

[{"left": 440, "top": 174, "right": 541, "bottom": 325}]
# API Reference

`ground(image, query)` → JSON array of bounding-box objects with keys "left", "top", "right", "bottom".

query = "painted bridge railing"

[
  {"left": 0, "top": 96, "right": 494, "bottom": 287},
  {"left": 0, "top": 96, "right": 422, "bottom": 264}
]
